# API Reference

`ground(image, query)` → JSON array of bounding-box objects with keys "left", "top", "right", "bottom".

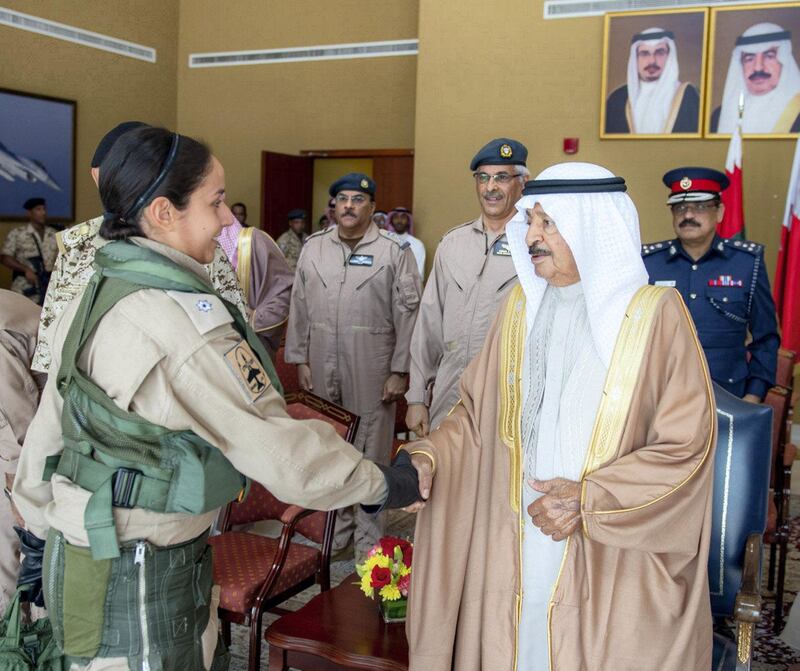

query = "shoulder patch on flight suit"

[
  {"left": 224, "top": 340, "right": 270, "bottom": 402},
  {"left": 165, "top": 291, "right": 233, "bottom": 335}
]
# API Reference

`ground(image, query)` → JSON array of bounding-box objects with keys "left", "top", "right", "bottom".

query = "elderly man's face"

[
  {"left": 637, "top": 41, "right": 670, "bottom": 82},
  {"left": 525, "top": 203, "right": 580, "bottom": 287},
  {"left": 475, "top": 164, "right": 525, "bottom": 222},
  {"left": 742, "top": 47, "right": 782, "bottom": 95}
]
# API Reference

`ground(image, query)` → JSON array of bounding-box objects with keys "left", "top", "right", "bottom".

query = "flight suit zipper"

[{"left": 134, "top": 541, "right": 150, "bottom": 671}]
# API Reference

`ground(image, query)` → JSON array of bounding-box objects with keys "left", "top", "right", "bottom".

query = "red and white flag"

[
  {"left": 775, "top": 136, "right": 800, "bottom": 356},
  {"left": 718, "top": 118, "right": 744, "bottom": 239}
]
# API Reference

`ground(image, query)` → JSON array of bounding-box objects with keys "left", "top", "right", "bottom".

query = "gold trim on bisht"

[
  {"left": 498, "top": 284, "right": 526, "bottom": 514},
  {"left": 236, "top": 227, "right": 254, "bottom": 304},
  {"left": 580, "top": 285, "right": 666, "bottom": 480}
]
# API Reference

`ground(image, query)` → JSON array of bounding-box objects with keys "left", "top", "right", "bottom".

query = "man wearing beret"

[
  {"left": 32, "top": 122, "right": 248, "bottom": 373},
  {"left": 642, "top": 166, "right": 779, "bottom": 401},
  {"left": 276, "top": 208, "right": 309, "bottom": 270},
  {"left": 0, "top": 197, "right": 58, "bottom": 305},
  {"left": 405, "top": 138, "right": 528, "bottom": 436},
  {"left": 285, "top": 172, "right": 422, "bottom": 560}
]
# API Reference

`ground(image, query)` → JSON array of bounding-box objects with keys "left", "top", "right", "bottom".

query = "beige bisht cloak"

[{"left": 404, "top": 283, "right": 715, "bottom": 671}]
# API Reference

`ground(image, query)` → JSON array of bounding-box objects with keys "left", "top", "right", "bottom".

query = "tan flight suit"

[
  {"left": 406, "top": 218, "right": 517, "bottom": 429},
  {"left": 284, "top": 223, "right": 421, "bottom": 557},
  {"left": 0, "top": 290, "right": 41, "bottom": 615},
  {"left": 13, "top": 238, "right": 388, "bottom": 671},
  {"left": 32, "top": 216, "right": 249, "bottom": 373}
]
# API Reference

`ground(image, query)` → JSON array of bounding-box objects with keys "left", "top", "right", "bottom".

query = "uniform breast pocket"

[
  {"left": 705, "top": 286, "right": 747, "bottom": 323},
  {"left": 353, "top": 265, "right": 391, "bottom": 328}
]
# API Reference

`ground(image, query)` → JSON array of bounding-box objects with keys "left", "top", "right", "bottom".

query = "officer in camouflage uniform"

[
  {"left": 275, "top": 208, "right": 308, "bottom": 270},
  {"left": 33, "top": 122, "right": 248, "bottom": 373},
  {"left": 0, "top": 197, "right": 58, "bottom": 305}
]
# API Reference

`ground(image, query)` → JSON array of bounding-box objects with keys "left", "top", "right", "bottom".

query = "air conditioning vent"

[
  {"left": 189, "top": 39, "right": 418, "bottom": 68},
  {"left": 544, "top": 0, "right": 783, "bottom": 19},
  {"left": 0, "top": 6, "right": 155, "bottom": 62}
]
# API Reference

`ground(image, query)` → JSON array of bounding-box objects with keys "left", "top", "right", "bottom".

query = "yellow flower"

[
  {"left": 379, "top": 583, "right": 402, "bottom": 601},
  {"left": 359, "top": 572, "right": 374, "bottom": 599}
]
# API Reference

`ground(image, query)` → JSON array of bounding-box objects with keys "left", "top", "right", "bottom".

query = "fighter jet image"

[{"left": 0, "top": 141, "right": 61, "bottom": 191}]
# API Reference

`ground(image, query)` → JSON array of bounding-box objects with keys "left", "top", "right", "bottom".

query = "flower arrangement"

[{"left": 356, "top": 536, "right": 412, "bottom": 622}]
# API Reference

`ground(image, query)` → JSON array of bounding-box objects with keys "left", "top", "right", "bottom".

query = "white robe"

[{"left": 517, "top": 282, "right": 606, "bottom": 670}]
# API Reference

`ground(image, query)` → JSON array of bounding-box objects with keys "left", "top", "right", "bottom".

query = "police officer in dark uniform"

[{"left": 642, "top": 167, "right": 779, "bottom": 401}]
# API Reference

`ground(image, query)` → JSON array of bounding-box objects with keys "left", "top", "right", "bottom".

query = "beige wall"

[
  {"left": 0, "top": 0, "right": 179, "bottom": 288},
  {"left": 177, "top": 0, "right": 419, "bottom": 229},
  {"left": 413, "top": 0, "right": 793, "bottom": 279}
]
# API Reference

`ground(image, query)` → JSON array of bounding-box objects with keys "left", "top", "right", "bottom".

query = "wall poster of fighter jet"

[{"left": 0, "top": 87, "right": 75, "bottom": 221}]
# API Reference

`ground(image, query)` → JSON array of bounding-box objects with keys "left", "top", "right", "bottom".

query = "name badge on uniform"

[
  {"left": 654, "top": 280, "right": 676, "bottom": 287},
  {"left": 349, "top": 254, "right": 374, "bottom": 266},
  {"left": 492, "top": 239, "right": 511, "bottom": 256}
]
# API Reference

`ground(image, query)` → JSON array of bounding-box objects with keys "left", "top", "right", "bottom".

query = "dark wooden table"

[{"left": 265, "top": 575, "right": 409, "bottom": 670}]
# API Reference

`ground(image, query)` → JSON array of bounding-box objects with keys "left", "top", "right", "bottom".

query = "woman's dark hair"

[{"left": 98, "top": 126, "right": 212, "bottom": 240}]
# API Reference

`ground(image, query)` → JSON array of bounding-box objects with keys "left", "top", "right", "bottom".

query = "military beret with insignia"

[
  {"left": 329, "top": 172, "right": 376, "bottom": 198},
  {"left": 23, "top": 197, "right": 45, "bottom": 210},
  {"left": 662, "top": 167, "right": 729, "bottom": 204},
  {"left": 470, "top": 137, "right": 528, "bottom": 171},
  {"left": 287, "top": 208, "right": 307, "bottom": 220}
]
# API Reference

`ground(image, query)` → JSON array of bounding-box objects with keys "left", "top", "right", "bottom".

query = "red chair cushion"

[{"left": 209, "top": 531, "right": 320, "bottom": 614}]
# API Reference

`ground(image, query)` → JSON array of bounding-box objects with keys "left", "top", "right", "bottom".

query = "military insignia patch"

[
  {"left": 196, "top": 298, "right": 213, "bottom": 313},
  {"left": 679, "top": 177, "right": 692, "bottom": 190},
  {"left": 500, "top": 144, "right": 513, "bottom": 158},
  {"left": 224, "top": 341, "right": 270, "bottom": 402},
  {"left": 360, "top": 178, "right": 369, "bottom": 189}
]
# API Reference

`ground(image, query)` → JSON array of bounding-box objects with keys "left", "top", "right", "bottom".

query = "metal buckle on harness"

[{"left": 112, "top": 468, "right": 142, "bottom": 509}]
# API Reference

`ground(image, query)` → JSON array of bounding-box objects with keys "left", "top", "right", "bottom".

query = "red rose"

[
  {"left": 402, "top": 544, "right": 413, "bottom": 568},
  {"left": 371, "top": 565, "right": 392, "bottom": 589},
  {"left": 379, "top": 536, "right": 404, "bottom": 557}
]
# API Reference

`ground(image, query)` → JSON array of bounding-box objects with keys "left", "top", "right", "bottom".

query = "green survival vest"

[{"left": 44, "top": 240, "right": 283, "bottom": 560}]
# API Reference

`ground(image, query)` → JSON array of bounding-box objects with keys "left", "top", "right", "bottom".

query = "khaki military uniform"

[
  {"left": 0, "top": 290, "right": 41, "bottom": 615},
  {"left": 276, "top": 229, "right": 307, "bottom": 270},
  {"left": 1, "top": 223, "right": 58, "bottom": 304},
  {"left": 32, "top": 217, "right": 249, "bottom": 373},
  {"left": 13, "top": 238, "right": 387, "bottom": 670},
  {"left": 284, "top": 223, "right": 421, "bottom": 556},
  {"left": 406, "top": 218, "right": 517, "bottom": 429}
]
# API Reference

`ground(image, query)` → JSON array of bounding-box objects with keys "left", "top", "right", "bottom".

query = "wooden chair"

[
  {"left": 209, "top": 390, "right": 360, "bottom": 670},
  {"left": 776, "top": 348, "right": 797, "bottom": 389},
  {"left": 710, "top": 385, "right": 773, "bottom": 669},
  {"left": 762, "top": 383, "right": 793, "bottom": 632}
]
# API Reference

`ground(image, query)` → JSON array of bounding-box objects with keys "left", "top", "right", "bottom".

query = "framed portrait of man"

[
  {"left": 0, "top": 88, "right": 76, "bottom": 221},
  {"left": 601, "top": 8, "right": 708, "bottom": 139},
  {"left": 706, "top": 2, "right": 800, "bottom": 139}
]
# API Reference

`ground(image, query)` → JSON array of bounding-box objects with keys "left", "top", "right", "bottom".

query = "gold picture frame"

[
  {"left": 705, "top": 2, "right": 800, "bottom": 139},
  {"left": 600, "top": 7, "right": 709, "bottom": 140}
]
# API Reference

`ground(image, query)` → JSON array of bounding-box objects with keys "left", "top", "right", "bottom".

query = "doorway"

[{"left": 259, "top": 149, "right": 414, "bottom": 239}]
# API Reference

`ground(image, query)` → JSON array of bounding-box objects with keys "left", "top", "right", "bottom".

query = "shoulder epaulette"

[
  {"left": 724, "top": 238, "right": 763, "bottom": 256},
  {"left": 641, "top": 240, "right": 673, "bottom": 257},
  {"left": 305, "top": 227, "right": 333, "bottom": 243},
  {"left": 440, "top": 220, "right": 477, "bottom": 242},
  {"left": 59, "top": 216, "right": 103, "bottom": 252},
  {"left": 378, "top": 229, "right": 411, "bottom": 250}
]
